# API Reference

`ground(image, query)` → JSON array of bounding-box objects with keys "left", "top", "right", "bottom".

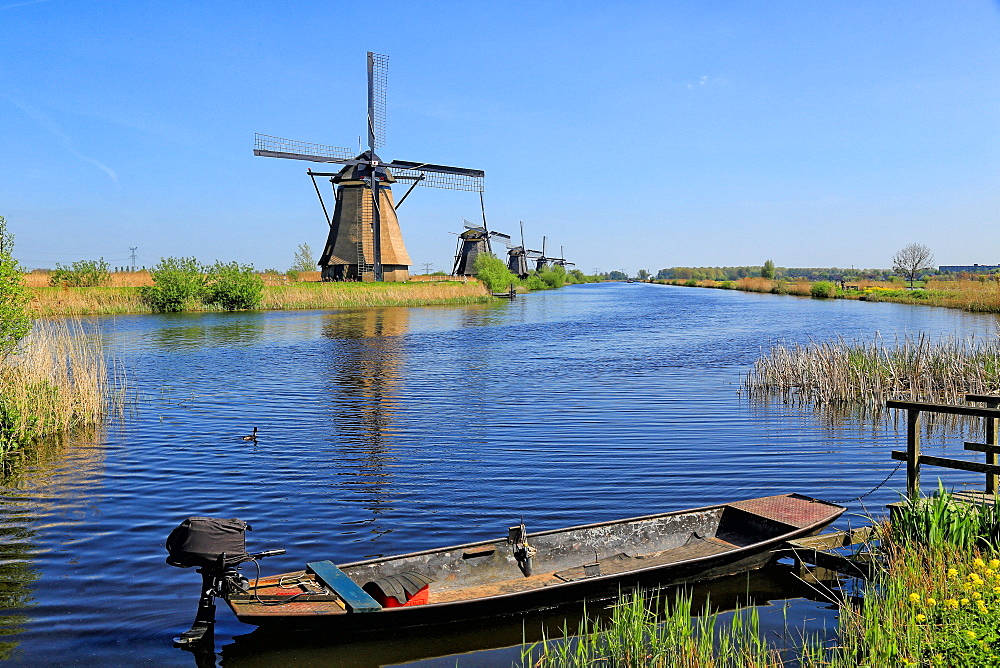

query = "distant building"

[{"left": 939, "top": 264, "right": 1000, "bottom": 274}]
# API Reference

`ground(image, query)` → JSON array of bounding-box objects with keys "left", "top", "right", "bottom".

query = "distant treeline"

[{"left": 656, "top": 266, "right": 895, "bottom": 282}]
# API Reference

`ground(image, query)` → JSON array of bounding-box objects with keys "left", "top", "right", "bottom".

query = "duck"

[{"left": 242, "top": 427, "right": 258, "bottom": 441}]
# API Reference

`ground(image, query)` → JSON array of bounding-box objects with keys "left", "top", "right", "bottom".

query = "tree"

[
  {"left": 761, "top": 259, "right": 775, "bottom": 280},
  {"left": 0, "top": 216, "right": 32, "bottom": 360},
  {"left": 290, "top": 242, "right": 315, "bottom": 272},
  {"left": 892, "top": 243, "right": 934, "bottom": 287},
  {"left": 636, "top": 269, "right": 650, "bottom": 281}
]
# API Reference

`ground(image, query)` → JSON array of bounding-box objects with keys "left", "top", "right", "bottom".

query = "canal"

[{"left": 2, "top": 282, "right": 998, "bottom": 665}]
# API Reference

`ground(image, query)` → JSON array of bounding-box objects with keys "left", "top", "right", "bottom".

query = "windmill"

[
  {"left": 506, "top": 221, "right": 541, "bottom": 279},
  {"left": 553, "top": 246, "right": 576, "bottom": 271},
  {"left": 452, "top": 219, "right": 510, "bottom": 276},
  {"left": 254, "top": 52, "right": 485, "bottom": 282},
  {"left": 533, "top": 237, "right": 571, "bottom": 273}
]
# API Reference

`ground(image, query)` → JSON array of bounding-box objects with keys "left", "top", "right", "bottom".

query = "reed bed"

[
  {"left": 745, "top": 333, "right": 1000, "bottom": 408},
  {"left": 0, "top": 318, "right": 123, "bottom": 459},
  {"left": 27, "top": 280, "right": 492, "bottom": 315}
]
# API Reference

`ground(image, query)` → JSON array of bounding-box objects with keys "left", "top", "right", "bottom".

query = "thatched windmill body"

[
  {"left": 254, "top": 52, "right": 485, "bottom": 282},
  {"left": 452, "top": 220, "right": 510, "bottom": 276}
]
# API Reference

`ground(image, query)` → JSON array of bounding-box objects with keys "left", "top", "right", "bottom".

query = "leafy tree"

[
  {"left": 472, "top": 252, "right": 517, "bottom": 292},
  {"left": 0, "top": 216, "right": 31, "bottom": 360},
  {"left": 761, "top": 259, "right": 775, "bottom": 280},
  {"left": 49, "top": 258, "right": 111, "bottom": 287},
  {"left": 608, "top": 270, "right": 628, "bottom": 281},
  {"left": 636, "top": 269, "right": 650, "bottom": 281},
  {"left": 205, "top": 261, "right": 264, "bottom": 310},
  {"left": 141, "top": 257, "right": 208, "bottom": 312},
  {"left": 892, "top": 243, "right": 934, "bottom": 287},
  {"left": 290, "top": 243, "right": 316, "bottom": 272}
]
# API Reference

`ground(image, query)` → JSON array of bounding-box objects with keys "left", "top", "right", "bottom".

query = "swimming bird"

[{"left": 242, "top": 427, "right": 258, "bottom": 441}]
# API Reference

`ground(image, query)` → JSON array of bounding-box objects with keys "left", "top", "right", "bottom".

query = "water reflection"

[
  {"left": 150, "top": 313, "right": 266, "bottom": 350},
  {"left": 322, "top": 309, "right": 409, "bottom": 548},
  {"left": 0, "top": 426, "right": 106, "bottom": 659}
]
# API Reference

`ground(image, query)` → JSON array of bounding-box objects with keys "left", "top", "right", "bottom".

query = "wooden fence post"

[
  {"left": 987, "top": 399, "right": 999, "bottom": 494},
  {"left": 907, "top": 409, "right": 921, "bottom": 497}
]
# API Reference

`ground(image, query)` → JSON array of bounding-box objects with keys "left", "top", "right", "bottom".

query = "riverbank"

[
  {"left": 27, "top": 280, "right": 493, "bottom": 316},
  {"left": 523, "top": 490, "right": 1000, "bottom": 666},
  {"left": 656, "top": 277, "right": 1000, "bottom": 314}
]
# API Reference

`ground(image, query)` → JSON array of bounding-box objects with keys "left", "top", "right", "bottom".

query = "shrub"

[
  {"left": 286, "top": 270, "right": 300, "bottom": 282},
  {"left": 538, "top": 265, "right": 566, "bottom": 288},
  {"left": 49, "top": 258, "right": 111, "bottom": 287},
  {"left": 141, "top": 257, "right": 208, "bottom": 312},
  {"left": 0, "top": 215, "right": 31, "bottom": 359},
  {"left": 811, "top": 281, "right": 836, "bottom": 298},
  {"left": 684, "top": 278, "right": 698, "bottom": 287},
  {"left": 525, "top": 275, "right": 549, "bottom": 291},
  {"left": 472, "top": 252, "right": 517, "bottom": 292},
  {"left": 205, "top": 261, "right": 264, "bottom": 310},
  {"left": 720, "top": 280, "right": 735, "bottom": 290}
]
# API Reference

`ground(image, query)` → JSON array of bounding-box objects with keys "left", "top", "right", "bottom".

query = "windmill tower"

[
  {"left": 254, "top": 52, "right": 485, "bottom": 282},
  {"left": 506, "top": 221, "right": 541, "bottom": 279},
  {"left": 452, "top": 219, "right": 510, "bottom": 276}
]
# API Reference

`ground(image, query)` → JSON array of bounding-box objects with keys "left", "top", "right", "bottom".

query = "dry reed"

[
  {"left": 263, "top": 281, "right": 490, "bottom": 309},
  {"left": 745, "top": 332, "right": 1000, "bottom": 409},
  {"left": 0, "top": 318, "right": 123, "bottom": 457}
]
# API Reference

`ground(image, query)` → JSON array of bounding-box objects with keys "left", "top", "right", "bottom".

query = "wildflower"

[
  {"left": 967, "top": 630, "right": 977, "bottom": 639},
  {"left": 971, "top": 574, "right": 984, "bottom": 585},
  {"left": 990, "top": 558, "right": 1000, "bottom": 570},
  {"left": 915, "top": 613, "right": 927, "bottom": 623},
  {"left": 945, "top": 598, "right": 960, "bottom": 608},
  {"left": 947, "top": 568, "right": 959, "bottom": 578},
  {"left": 926, "top": 597, "right": 937, "bottom": 606},
  {"left": 909, "top": 592, "right": 921, "bottom": 603},
  {"left": 978, "top": 600, "right": 988, "bottom": 613},
  {"left": 961, "top": 598, "right": 971, "bottom": 605},
  {"left": 974, "top": 558, "right": 986, "bottom": 570},
  {"left": 986, "top": 569, "right": 996, "bottom": 578},
  {"left": 973, "top": 591, "right": 982, "bottom": 600}
]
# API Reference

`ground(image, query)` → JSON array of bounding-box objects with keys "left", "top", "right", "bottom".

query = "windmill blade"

[
  {"left": 489, "top": 230, "right": 512, "bottom": 241},
  {"left": 462, "top": 218, "right": 483, "bottom": 231},
  {"left": 387, "top": 160, "right": 484, "bottom": 192},
  {"left": 368, "top": 52, "right": 388, "bottom": 150},
  {"left": 254, "top": 134, "right": 356, "bottom": 163}
]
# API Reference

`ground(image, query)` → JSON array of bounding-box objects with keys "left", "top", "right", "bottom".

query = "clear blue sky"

[{"left": 3, "top": 1, "right": 998, "bottom": 275}]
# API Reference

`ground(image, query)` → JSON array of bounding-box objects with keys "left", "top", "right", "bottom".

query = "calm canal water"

[{"left": 2, "top": 282, "right": 999, "bottom": 666}]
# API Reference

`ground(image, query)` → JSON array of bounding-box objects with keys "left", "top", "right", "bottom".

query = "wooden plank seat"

[{"left": 306, "top": 561, "right": 382, "bottom": 613}]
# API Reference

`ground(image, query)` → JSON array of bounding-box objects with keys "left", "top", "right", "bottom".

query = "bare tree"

[
  {"left": 290, "top": 242, "right": 315, "bottom": 272},
  {"left": 892, "top": 243, "right": 934, "bottom": 287}
]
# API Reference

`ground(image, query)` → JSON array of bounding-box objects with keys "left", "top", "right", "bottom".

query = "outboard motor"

[{"left": 166, "top": 517, "right": 284, "bottom": 650}]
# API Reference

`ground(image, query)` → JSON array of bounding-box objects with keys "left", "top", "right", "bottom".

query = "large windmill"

[
  {"left": 254, "top": 52, "right": 485, "bottom": 282},
  {"left": 452, "top": 219, "right": 510, "bottom": 276}
]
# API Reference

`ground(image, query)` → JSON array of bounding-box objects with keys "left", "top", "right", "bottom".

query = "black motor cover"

[{"left": 166, "top": 517, "right": 249, "bottom": 568}]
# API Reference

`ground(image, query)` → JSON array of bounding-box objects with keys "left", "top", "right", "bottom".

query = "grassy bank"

[
  {"left": 28, "top": 280, "right": 492, "bottom": 316},
  {"left": 658, "top": 277, "right": 1000, "bottom": 314},
  {"left": 0, "top": 318, "right": 122, "bottom": 459},
  {"left": 745, "top": 333, "right": 1000, "bottom": 408},
  {"left": 522, "top": 491, "right": 1000, "bottom": 667}
]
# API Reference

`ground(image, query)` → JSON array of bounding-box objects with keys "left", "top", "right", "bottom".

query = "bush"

[
  {"left": 141, "top": 257, "right": 208, "bottom": 312},
  {"left": 49, "top": 258, "right": 111, "bottom": 287},
  {"left": 525, "top": 275, "right": 548, "bottom": 291},
  {"left": 811, "top": 281, "right": 836, "bottom": 298},
  {"left": 0, "top": 215, "right": 31, "bottom": 359},
  {"left": 720, "top": 280, "right": 734, "bottom": 289},
  {"left": 472, "top": 252, "right": 517, "bottom": 292},
  {"left": 684, "top": 278, "right": 698, "bottom": 287},
  {"left": 205, "top": 261, "right": 264, "bottom": 310}
]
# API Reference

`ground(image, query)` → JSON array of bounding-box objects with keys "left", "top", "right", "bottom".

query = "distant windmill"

[
  {"left": 533, "top": 237, "right": 570, "bottom": 273},
  {"left": 254, "top": 52, "right": 485, "bottom": 282},
  {"left": 553, "top": 246, "right": 575, "bottom": 271},
  {"left": 506, "top": 221, "right": 541, "bottom": 279},
  {"left": 453, "top": 219, "right": 511, "bottom": 276}
]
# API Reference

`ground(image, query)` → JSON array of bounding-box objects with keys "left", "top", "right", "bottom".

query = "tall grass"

[
  {"left": 745, "top": 332, "right": 1000, "bottom": 408},
  {"left": 0, "top": 318, "right": 123, "bottom": 459}
]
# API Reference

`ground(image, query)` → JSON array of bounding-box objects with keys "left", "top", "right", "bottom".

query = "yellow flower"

[
  {"left": 986, "top": 569, "right": 996, "bottom": 578},
  {"left": 915, "top": 613, "right": 927, "bottom": 622},
  {"left": 961, "top": 598, "right": 971, "bottom": 605},
  {"left": 973, "top": 591, "right": 983, "bottom": 600},
  {"left": 994, "top": 586, "right": 1000, "bottom": 595},
  {"left": 963, "top": 582, "right": 973, "bottom": 591},
  {"left": 967, "top": 630, "right": 977, "bottom": 639},
  {"left": 978, "top": 601, "right": 988, "bottom": 613},
  {"left": 947, "top": 568, "right": 959, "bottom": 578},
  {"left": 945, "top": 598, "right": 960, "bottom": 608},
  {"left": 990, "top": 558, "right": 1000, "bottom": 570},
  {"left": 909, "top": 592, "right": 921, "bottom": 603},
  {"left": 926, "top": 597, "right": 937, "bottom": 606},
  {"left": 974, "top": 558, "right": 986, "bottom": 570},
  {"left": 972, "top": 574, "right": 984, "bottom": 585}
]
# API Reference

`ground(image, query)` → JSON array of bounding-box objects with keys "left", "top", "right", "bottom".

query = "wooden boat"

[{"left": 169, "top": 493, "right": 843, "bottom": 638}]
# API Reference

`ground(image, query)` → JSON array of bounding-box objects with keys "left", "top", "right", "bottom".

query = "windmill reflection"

[{"left": 322, "top": 308, "right": 409, "bottom": 547}]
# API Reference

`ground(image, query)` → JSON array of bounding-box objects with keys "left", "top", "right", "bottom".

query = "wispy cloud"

[
  {"left": 686, "top": 75, "right": 729, "bottom": 90},
  {"left": 2, "top": 94, "right": 118, "bottom": 182},
  {"left": 0, "top": 0, "right": 55, "bottom": 10}
]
